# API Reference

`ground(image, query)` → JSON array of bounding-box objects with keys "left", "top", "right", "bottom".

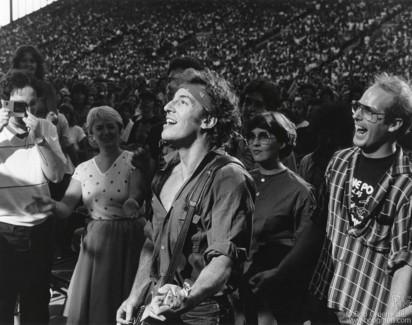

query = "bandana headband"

[{"left": 179, "top": 83, "right": 212, "bottom": 112}]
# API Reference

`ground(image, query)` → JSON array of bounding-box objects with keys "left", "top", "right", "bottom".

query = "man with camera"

[{"left": 0, "top": 70, "right": 66, "bottom": 324}]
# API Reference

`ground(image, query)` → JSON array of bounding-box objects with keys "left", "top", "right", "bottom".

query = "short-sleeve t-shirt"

[
  {"left": 68, "top": 125, "right": 86, "bottom": 151},
  {"left": 72, "top": 150, "right": 135, "bottom": 220}
]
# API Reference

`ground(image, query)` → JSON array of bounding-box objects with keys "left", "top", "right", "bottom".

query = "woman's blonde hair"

[{"left": 86, "top": 106, "right": 123, "bottom": 134}]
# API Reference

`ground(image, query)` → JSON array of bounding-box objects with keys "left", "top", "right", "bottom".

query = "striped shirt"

[{"left": 310, "top": 146, "right": 412, "bottom": 325}]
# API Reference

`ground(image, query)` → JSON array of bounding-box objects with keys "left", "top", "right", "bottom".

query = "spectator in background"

[
  {"left": 292, "top": 97, "right": 316, "bottom": 165},
  {"left": 11, "top": 45, "right": 56, "bottom": 118},
  {"left": 299, "top": 83, "right": 317, "bottom": 107},
  {"left": 299, "top": 102, "right": 354, "bottom": 195},
  {"left": 71, "top": 83, "right": 89, "bottom": 127},
  {"left": 235, "top": 78, "right": 297, "bottom": 171},
  {"left": 118, "top": 100, "right": 135, "bottom": 144},
  {"left": 128, "top": 94, "right": 141, "bottom": 122},
  {"left": 319, "top": 86, "right": 335, "bottom": 105},
  {"left": 125, "top": 89, "right": 163, "bottom": 167},
  {"left": 58, "top": 103, "right": 87, "bottom": 165},
  {"left": 239, "top": 78, "right": 282, "bottom": 121},
  {"left": 0, "top": 70, "right": 66, "bottom": 325}
]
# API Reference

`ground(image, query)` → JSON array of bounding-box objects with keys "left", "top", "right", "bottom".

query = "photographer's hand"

[
  {"left": 22, "top": 110, "right": 41, "bottom": 138},
  {"left": 0, "top": 107, "right": 11, "bottom": 132}
]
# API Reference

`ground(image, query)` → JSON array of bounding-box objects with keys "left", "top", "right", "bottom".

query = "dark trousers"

[{"left": 0, "top": 219, "right": 52, "bottom": 325}]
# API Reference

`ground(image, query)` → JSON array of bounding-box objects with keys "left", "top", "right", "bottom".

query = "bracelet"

[{"left": 181, "top": 282, "right": 192, "bottom": 302}]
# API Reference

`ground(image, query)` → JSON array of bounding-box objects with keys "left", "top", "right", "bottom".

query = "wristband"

[{"left": 181, "top": 282, "right": 192, "bottom": 302}]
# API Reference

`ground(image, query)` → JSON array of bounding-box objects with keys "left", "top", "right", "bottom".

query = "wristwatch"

[
  {"left": 181, "top": 282, "right": 192, "bottom": 303},
  {"left": 35, "top": 136, "right": 47, "bottom": 146}
]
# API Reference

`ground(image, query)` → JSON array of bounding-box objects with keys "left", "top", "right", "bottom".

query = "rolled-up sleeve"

[
  {"left": 387, "top": 201, "right": 412, "bottom": 274},
  {"left": 203, "top": 164, "right": 255, "bottom": 265}
]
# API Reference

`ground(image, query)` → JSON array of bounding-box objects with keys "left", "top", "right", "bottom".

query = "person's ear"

[
  {"left": 201, "top": 116, "right": 217, "bottom": 129},
  {"left": 388, "top": 118, "right": 403, "bottom": 133},
  {"left": 280, "top": 142, "right": 286, "bottom": 149}
]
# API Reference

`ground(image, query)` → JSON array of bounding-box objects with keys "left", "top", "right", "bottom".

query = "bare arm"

[
  {"left": 35, "top": 139, "right": 67, "bottom": 183},
  {"left": 386, "top": 265, "right": 412, "bottom": 324},
  {"left": 249, "top": 220, "right": 324, "bottom": 294},
  {"left": 24, "top": 113, "right": 66, "bottom": 183},
  {"left": 151, "top": 255, "right": 233, "bottom": 316},
  {"left": 182, "top": 254, "right": 233, "bottom": 310},
  {"left": 26, "top": 177, "right": 82, "bottom": 218}
]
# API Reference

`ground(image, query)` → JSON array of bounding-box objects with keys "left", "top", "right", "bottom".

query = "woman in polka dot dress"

[{"left": 27, "top": 106, "right": 149, "bottom": 324}]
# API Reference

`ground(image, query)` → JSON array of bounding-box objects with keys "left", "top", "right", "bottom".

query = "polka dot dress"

[{"left": 72, "top": 151, "right": 135, "bottom": 220}]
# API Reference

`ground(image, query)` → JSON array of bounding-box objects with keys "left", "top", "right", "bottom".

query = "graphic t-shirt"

[{"left": 350, "top": 152, "right": 396, "bottom": 226}]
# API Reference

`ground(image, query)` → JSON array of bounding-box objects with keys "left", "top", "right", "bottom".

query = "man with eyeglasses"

[{"left": 249, "top": 73, "right": 412, "bottom": 325}]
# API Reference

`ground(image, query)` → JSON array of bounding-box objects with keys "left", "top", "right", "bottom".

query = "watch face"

[{"left": 36, "top": 137, "right": 46, "bottom": 145}]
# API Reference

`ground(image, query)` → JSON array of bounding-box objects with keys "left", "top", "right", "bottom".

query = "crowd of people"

[
  {"left": 1, "top": 0, "right": 412, "bottom": 92},
  {"left": 1, "top": 0, "right": 412, "bottom": 325}
]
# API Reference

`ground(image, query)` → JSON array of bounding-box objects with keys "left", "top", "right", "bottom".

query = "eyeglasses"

[
  {"left": 351, "top": 101, "right": 389, "bottom": 123},
  {"left": 246, "top": 131, "right": 276, "bottom": 145}
]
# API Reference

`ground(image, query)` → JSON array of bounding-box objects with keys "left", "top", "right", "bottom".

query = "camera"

[{"left": 1, "top": 100, "right": 28, "bottom": 117}]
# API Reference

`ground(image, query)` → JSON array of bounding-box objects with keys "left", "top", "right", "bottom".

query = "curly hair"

[
  {"left": 239, "top": 78, "right": 281, "bottom": 111},
  {"left": 0, "top": 69, "right": 43, "bottom": 100},
  {"left": 372, "top": 73, "right": 412, "bottom": 137},
  {"left": 181, "top": 68, "right": 241, "bottom": 148},
  {"left": 245, "top": 112, "right": 297, "bottom": 160},
  {"left": 167, "top": 56, "right": 204, "bottom": 75},
  {"left": 11, "top": 45, "right": 46, "bottom": 80}
]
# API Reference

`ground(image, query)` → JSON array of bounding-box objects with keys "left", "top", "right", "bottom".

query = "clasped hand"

[
  {"left": 149, "top": 284, "right": 185, "bottom": 318},
  {"left": 25, "top": 195, "right": 55, "bottom": 215}
]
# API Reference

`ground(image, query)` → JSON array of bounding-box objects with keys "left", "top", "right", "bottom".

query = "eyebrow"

[{"left": 175, "top": 94, "right": 196, "bottom": 104}]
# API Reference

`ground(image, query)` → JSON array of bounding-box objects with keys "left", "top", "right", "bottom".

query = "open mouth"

[
  {"left": 165, "top": 118, "right": 177, "bottom": 125},
  {"left": 356, "top": 126, "right": 367, "bottom": 134}
]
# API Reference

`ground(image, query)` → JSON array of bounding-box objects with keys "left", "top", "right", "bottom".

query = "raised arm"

[{"left": 24, "top": 113, "right": 66, "bottom": 183}]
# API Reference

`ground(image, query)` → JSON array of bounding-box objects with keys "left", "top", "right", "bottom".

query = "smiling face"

[
  {"left": 91, "top": 119, "right": 121, "bottom": 149},
  {"left": 248, "top": 127, "right": 281, "bottom": 164},
  {"left": 353, "top": 85, "right": 396, "bottom": 157},
  {"left": 18, "top": 52, "right": 38, "bottom": 76},
  {"left": 162, "top": 88, "right": 205, "bottom": 147}
]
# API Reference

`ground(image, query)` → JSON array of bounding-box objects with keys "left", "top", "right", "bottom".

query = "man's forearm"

[
  {"left": 37, "top": 140, "right": 66, "bottom": 183},
  {"left": 182, "top": 255, "right": 233, "bottom": 311},
  {"left": 130, "top": 239, "right": 154, "bottom": 299},
  {"left": 386, "top": 264, "right": 412, "bottom": 324}
]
